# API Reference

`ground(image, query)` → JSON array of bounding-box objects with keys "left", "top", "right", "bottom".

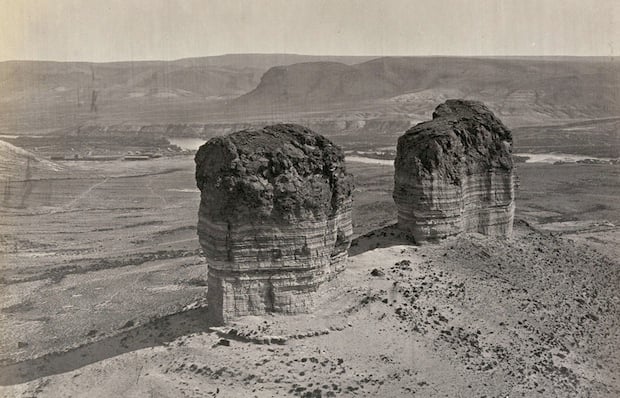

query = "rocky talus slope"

[
  {"left": 393, "top": 99, "right": 515, "bottom": 242},
  {"left": 195, "top": 124, "right": 353, "bottom": 324}
]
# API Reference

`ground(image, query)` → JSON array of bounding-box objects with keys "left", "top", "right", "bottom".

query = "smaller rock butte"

[
  {"left": 195, "top": 124, "right": 353, "bottom": 325},
  {"left": 393, "top": 99, "right": 515, "bottom": 242}
]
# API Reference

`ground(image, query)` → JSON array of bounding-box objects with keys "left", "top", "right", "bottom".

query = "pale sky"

[{"left": 1, "top": 0, "right": 618, "bottom": 62}]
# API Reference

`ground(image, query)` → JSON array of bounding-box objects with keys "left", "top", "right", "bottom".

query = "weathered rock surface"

[
  {"left": 195, "top": 124, "right": 353, "bottom": 324},
  {"left": 393, "top": 99, "right": 515, "bottom": 242}
]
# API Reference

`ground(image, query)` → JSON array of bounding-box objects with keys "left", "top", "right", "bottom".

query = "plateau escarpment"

[
  {"left": 195, "top": 124, "right": 353, "bottom": 324},
  {"left": 393, "top": 99, "right": 515, "bottom": 242}
]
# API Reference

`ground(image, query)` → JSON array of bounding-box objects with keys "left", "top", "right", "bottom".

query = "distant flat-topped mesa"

[
  {"left": 393, "top": 99, "right": 515, "bottom": 242},
  {"left": 195, "top": 124, "right": 353, "bottom": 324}
]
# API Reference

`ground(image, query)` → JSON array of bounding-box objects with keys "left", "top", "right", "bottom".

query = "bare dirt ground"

[
  {"left": 1, "top": 155, "right": 619, "bottom": 397},
  {"left": 0, "top": 157, "right": 204, "bottom": 366}
]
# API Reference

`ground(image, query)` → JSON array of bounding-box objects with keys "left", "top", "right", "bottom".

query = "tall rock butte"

[
  {"left": 393, "top": 100, "right": 515, "bottom": 242},
  {"left": 195, "top": 124, "right": 353, "bottom": 324}
]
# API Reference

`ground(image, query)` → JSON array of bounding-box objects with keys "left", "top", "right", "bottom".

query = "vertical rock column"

[
  {"left": 195, "top": 124, "right": 353, "bottom": 325},
  {"left": 393, "top": 100, "right": 515, "bottom": 242}
]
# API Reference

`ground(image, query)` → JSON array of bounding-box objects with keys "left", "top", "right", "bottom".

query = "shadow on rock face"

[
  {"left": 348, "top": 223, "right": 416, "bottom": 256},
  {"left": 0, "top": 305, "right": 215, "bottom": 386}
]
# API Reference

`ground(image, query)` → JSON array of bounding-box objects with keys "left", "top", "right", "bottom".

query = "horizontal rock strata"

[
  {"left": 195, "top": 124, "right": 353, "bottom": 324},
  {"left": 393, "top": 99, "right": 515, "bottom": 242}
]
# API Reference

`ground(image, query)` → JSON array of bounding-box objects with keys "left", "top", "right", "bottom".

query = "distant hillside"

[
  {"left": 235, "top": 57, "right": 620, "bottom": 121},
  {"left": 0, "top": 54, "right": 375, "bottom": 101},
  {"left": 0, "top": 139, "right": 62, "bottom": 180},
  {"left": 0, "top": 54, "right": 374, "bottom": 130},
  {"left": 1, "top": 55, "right": 618, "bottom": 131}
]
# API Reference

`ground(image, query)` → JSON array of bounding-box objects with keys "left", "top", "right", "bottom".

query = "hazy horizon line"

[{"left": 1, "top": 53, "right": 618, "bottom": 65}]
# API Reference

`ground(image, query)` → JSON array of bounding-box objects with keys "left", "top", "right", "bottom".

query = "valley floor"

[{"left": 0, "top": 156, "right": 618, "bottom": 397}]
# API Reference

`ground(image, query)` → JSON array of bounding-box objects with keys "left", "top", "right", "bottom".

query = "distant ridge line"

[{"left": 1, "top": 54, "right": 618, "bottom": 65}]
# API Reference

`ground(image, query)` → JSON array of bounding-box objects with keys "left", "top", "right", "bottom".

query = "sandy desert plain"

[{"left": 0, "top": 55, "right": 619, "bottom": 397}]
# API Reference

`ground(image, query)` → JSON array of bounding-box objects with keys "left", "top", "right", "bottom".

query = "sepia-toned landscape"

[
  {"left": 1, "top": 1, "right": 619, "bottom": 397},
  {"left": 1, "top": 53, "right": 619, "bottom": 397}
]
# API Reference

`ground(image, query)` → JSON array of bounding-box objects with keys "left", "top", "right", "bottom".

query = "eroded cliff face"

[
  {"left": 195, "top": 124, "right": 353, "bottom": 324},
  {"left": 393, "top": 100, "right": 515, "bottom": 242}
]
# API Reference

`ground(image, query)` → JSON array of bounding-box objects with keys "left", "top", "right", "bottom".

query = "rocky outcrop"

[
  {"left": 195, "top": 124, "right": 353, "bottom": 324},
  {"left": 393, "top": 99, "right": 515, "bottom": 242}
]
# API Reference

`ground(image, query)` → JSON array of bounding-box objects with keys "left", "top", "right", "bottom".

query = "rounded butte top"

[{"left": 195, "top": 123, "right": 353, "bottom": 224}]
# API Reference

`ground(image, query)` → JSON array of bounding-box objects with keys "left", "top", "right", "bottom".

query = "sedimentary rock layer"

[
  {"left": 195, "top": 124, "right": 353, "bottom": 324},
  {"left": 393, "top": 99, "right": 515, "bottom": 242}
]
